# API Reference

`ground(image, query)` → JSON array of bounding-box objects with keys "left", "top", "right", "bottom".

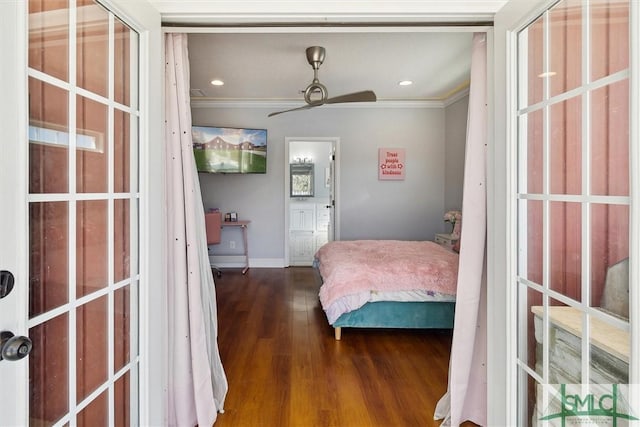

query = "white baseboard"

[
  {"left": 249, "top": 258, "right": 286, "bottom": 268},
  {"left": 209, "top": 255, "right": 285, "bottom": 268}
]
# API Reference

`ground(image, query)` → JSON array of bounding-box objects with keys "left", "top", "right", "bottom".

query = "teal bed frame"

[{"left": 331, "top": 300, "right": 456, "bottom": 340}]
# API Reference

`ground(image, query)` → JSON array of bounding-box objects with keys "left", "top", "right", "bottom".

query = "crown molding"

[
  {"left": 190, "top": 83, "right": 470, "bottom": 110},
  {"left": 190, "top": 99, "right": 446, "bottom": 110},
  {"left": 443, "top": 87, "right": 470, "bottom": 107}
]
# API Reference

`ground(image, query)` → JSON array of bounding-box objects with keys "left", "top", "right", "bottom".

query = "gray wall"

[
  {"left": 194, "top": 104, "right": 466, "bottom": 264},
  {"left": 444, "top": 95, "right": 469, "bottom": 213}
]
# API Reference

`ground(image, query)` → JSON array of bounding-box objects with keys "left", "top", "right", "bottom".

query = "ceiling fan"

[{"left": 268, "top": 46, "right": 377, "bottom": 117}]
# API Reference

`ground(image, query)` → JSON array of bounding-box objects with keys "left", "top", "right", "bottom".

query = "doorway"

[{"left": 285, "top": 137, "right": 339, "bottom": 266}]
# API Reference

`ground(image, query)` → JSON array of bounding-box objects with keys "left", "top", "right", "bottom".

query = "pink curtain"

[
  {"left": 164, "top": 33, "right": 228, "bottom": 426},
  {"left": 434, "top": 32, "right": 487, "bottom": 426}
]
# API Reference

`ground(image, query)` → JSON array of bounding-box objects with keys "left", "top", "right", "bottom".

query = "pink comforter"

[{"left": 316, "top": 240, "right": 459, "bottom": 311}]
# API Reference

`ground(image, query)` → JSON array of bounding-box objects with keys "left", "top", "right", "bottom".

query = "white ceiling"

[
  {"left": 187, "top": 31, "right": 476, "bottom": 104},
  {"left": 154, "top": 1, "right": 506, "bottom": 105}
]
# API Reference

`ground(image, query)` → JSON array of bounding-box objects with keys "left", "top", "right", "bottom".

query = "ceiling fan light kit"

[{"left": 268, "top": 46, "right": 377, "bottom": 117}]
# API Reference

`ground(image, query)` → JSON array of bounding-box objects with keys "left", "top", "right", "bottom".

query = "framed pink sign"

[{"left": 378, "top": 148, "right": 405, "bottom": 180}]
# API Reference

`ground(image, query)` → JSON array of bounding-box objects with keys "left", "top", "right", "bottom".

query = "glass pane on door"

[
  {"left": 28, "top": 0, "right": 69, "bottom": 82},
  {"left": 591, "top": 204, "right": 629, "bottom": 312},
  {"left": 517, "top": 284, "right": 543, "bottom": 373},
  {"left": 548, "top": 0, "right": 582, "bottom": 98},
  {"left": 590, "top": 0, "right": 629, "bottom": 82},
  {"left": 549, "top": 201, "right": 582, "bottom": 302},
  {"left": 27, "top": 0, "right": 140, "bottom": 424},
  {"left": 76, "top": 96, "right": 108, "bottom": 193},
  {"left": 76, "top": 0, "right": 109, "bottom": 98},
  {"left": 590, "top": 80, "right": 630, "bottom": 197},
  {"left": 29, "top": 313, "right": 69, "bottom": 425},
  {"left": 549, "top": 97, "right": 581, "bottom": 196},
  {"left": 29, "top": 202, "right": 69, "bottom": 317},
  {"left": 28, "top": 78, "right": 69, "bottom": 194},
  {"left": 76, "top": 296, "right": 108, "bottom": 402}
]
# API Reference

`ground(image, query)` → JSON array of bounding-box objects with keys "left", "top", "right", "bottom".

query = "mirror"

[{"left": 290, "top": 163, "right": 314, "bottom": 197}]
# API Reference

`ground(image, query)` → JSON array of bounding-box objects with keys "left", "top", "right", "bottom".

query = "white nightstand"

[{"left": 434, "top": 233, "right": 459, "bottom": 250}]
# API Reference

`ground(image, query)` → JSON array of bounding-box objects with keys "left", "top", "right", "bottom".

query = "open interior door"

[{"left": 327, "top": 145, "right": 337, "bottom": 242}]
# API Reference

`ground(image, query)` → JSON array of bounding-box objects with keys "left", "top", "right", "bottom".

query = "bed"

[{"left": 314, "top": 240, "right": 459, "bottom": 340}]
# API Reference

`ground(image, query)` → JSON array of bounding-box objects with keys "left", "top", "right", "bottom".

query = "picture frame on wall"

[{"left": 378, "top": 148, "right": 406, "bottom": 180}]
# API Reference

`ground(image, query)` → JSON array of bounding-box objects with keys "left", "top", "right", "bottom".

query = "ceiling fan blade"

[
  {"left": 268, "top": 90, "right": 376, "bottom": 117},
  {"left": 268, "top": 102, "right": 322, "bottom": 117},
  {"left": 325, "top": 90, "right": 377, "bottom": 104}
]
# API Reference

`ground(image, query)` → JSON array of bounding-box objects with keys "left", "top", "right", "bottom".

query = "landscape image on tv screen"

[{"left": 192, "top": 126, "right": 267, "bottom": 173}]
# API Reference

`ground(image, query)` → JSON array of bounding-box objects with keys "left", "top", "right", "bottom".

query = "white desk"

[{"left": 221, "top": 220, "right": 250, "bottom": 274}]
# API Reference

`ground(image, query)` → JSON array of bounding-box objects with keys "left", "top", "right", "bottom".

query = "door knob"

[
  {"left": 0, "top": 331, "right": 33, "bottom": 361},
  {"left": 0, "top": 270, "right": 15, "bottom": 299}
]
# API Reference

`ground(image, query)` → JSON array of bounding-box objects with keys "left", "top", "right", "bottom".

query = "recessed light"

[
  {"left": 210, "top": 79, "right": 225, "bottom": 86},
  {"left": 398, "top": 80, "right": 413, "bottom": 86},
  {"left": 537, "top": 71, "right": 557, "bottom": 78}
]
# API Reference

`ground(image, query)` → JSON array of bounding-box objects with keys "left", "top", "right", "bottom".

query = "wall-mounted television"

[{"left": 192, "top": 125, "right": 267, "bottom": 173}]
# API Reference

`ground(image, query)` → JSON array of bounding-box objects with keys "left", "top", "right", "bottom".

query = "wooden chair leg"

[{"left": 334, "top": 327, "right": 341, "bottom": 340}]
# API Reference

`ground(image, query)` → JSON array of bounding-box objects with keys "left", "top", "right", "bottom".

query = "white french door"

[
  {"left": 0, "top": 1, "right": 162, "bottom": 425},
  {"left": 492, "top": 0, "right": 638, "bottom": 425}
]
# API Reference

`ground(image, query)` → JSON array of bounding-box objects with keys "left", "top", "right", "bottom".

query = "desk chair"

[{"left": 205, "top": 211, "right": 223, "bottom": 277}]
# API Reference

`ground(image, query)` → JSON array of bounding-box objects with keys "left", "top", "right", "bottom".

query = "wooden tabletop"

[
  {"left": 222, "top": 220, "right": 250, "bottom": 226},
  {"left": 531, "top": 305, "right": 629, "bottom": 363}
]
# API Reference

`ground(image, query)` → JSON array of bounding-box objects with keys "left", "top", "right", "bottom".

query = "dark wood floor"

[{"left": 214, "top": 267, "right": 455, "bottom": 427}]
